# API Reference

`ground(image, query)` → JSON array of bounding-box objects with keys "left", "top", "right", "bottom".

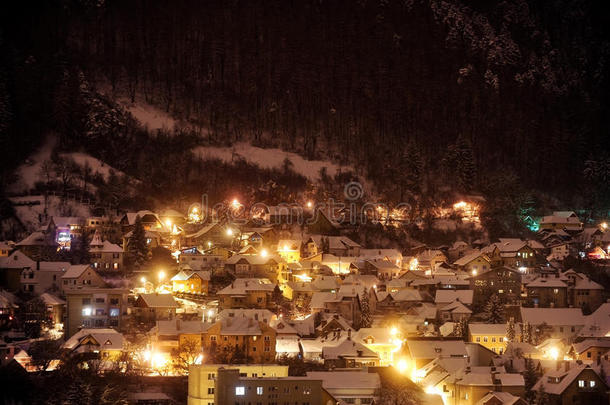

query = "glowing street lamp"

[
  {"left": 306, "top": 201, "right": 313, "bottom": 208},
  {"left": 226, "top": 228, "right": 234, "bottom": 236},
  {"left": 602, "top": 222, "right": 608, "bottom": 230},
  {"left": 140, "top": 276, "right": 147, "bottom": 284},
  {"left": 261, "top": 249, "right": 268, "bottom": 258},
  {"left": 232, "top": 199, "right": 240, "bottom": 208},
  {"left": 165, "top": 219, "right": 172, "bottom": 228},
  {"left": 158, "top": 270, "right": 166, "bottom": 282}
]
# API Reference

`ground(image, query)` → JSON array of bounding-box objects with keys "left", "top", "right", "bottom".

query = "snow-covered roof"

[
  {"left": 520, "top": 307, "right": 585, "bottom": 327},
  {"left": 454, "top": 250, "right": 489, "bottom": 266},
  {"left": 218, "top": 309, "right": 276, "bottom": 324},
  {"left": 156, "top": 319, "right": 212, "bottom": 335},
  {"left": 580, "top": 303, "right": 610, "bottom": 337},
  {"left": 61, "top": 264, "right": 95, "bottom": 279},
  {"left": 219, "top": 317, "right": 262, "bottom": 335},
  {"left": 39, "top": 293, "right": 65, "bottom": 306},
  {"left": 391, "top": 289, "right": 423, "bottom": 302},
  {"left": 572, "top": 338, "right": 610, "bottom": 354},
  {"left": 170, "top": 269, "right": 211, "bottom": 282},
  {"left": 63, "top": 328, "right": 124, "bottom": 351},
  {"left": 435, "top": 290, "right": 473, "bottom": 305},
  {"left": 441, "top": 300, "right": 472, "bottom": 314},
  {"left": 225, "top": 254, "right": 284, "bottom": 265},
  {"left": 475, "top": 391, "right": 523, "bottom": 405},
  {"left": 306, "top": 370, "right": 380, "bottom": 390},
  {"left": 184, "top": 222, "right": 220, "bottom": 239},
  {"left": 533, "top": 363, "right": 600, "bottom": 395},
  {"left": 137, "top": 293, "right": 179, "bottom": 308},
  {"left": 217, "top": 278, "right": 276, "bottom": 295},
  {"left": 525, "top": 277, "right": 568, "bottom": 288},
  {"left": 322, "top": 339, "right": 379, "bottom": 360},
  {"left": 469, "top": 323, "right": 507, "bottom": 336},
  {"left": 52, "top": 216, "right": 86, "bottom": 228},
  {"left": 405, "top": 339, "right": 467, "bottom": 360},
  {"left": 311, "top": 276, "right": 340, "bottom": 291}
]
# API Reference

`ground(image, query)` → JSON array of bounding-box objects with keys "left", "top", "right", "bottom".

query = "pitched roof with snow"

[
  {"left": 405, "top": 339, "right": 467, "bottom": 360},
  {"left": 520, "top": 307, "right": 585, "bottom": 326},
  {"left": 63, "top": 328, "right": 124, "bottom": 351},
  {"left": 61, "top": 264, "right": 95, "bottom": 279},
  {"left": 435, "top": 290, "right": 473, "bottom": 305},
  {"left": 306, "top": 371, "right": 380, "bottom": 390},
  {"left": 216, "top": 278, "right": 276, "bottom": 295},
  {"left": 454, "top": 250, "right": 489, "bottom": 266},
  {"left": 137, "top": 293, "right": 179, "bottom": 308},
  {"left": 533, "top": 363, "right": 602, "bottom": 395},
  {"left": 469, "top": 323, "right": 507, "bottom": 336},
  {"left": 322, "top": 339, "right": 379, "bottom": 360}
]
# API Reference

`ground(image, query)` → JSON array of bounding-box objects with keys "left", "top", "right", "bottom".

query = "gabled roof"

[
  {"left": 306, "top": 371, "right": 380, "bottom": 390},
  {"left": 218, "top": 309, "right": 276, "bottom": 323},
  {"left": 441, "top": 300, "right": 472, "bottom": 314},
  {"left": 476, "top": 391, "right": 524, "bottom": 405},
  {"left": 533, "top": 363, "right": 603, "bottom": 395},
  {"left": 137, "top": 293, "right": 179, "bottom": 308},
  {"left": 52, "top": 216, "right": 86, "bottom": 228},
  {"left": 580, "top": 303, "right": 610, "bottom": 337},
  {"left": 39, "top": 293, "right": 65, "bottom": 306},
  {"left": 322, "top": 339, "right": 379, "bottom": 360},
  {"left": 525, "top": 277, "right": 568, "bottom": 288},
  {"left": 0, "top": 251, "right": 36, "bottom": 268},
  {"left": 63, "top": 328, "right": 124, "bottom": 351},
  {"left": 216, "top": 278, "right": 276, "bottom": 295},
  {"left": 520, "top": 307, "right": 584, "bottom": 326},
  {"left": 391, "top": 289, "right": 422, "bottom": 302},
  {"left": 185, "top": 222, "right": 221, "bottom": 239},
  {"left": 61, "top": 264, "right": 95, "bottom": 279},
  {"left": 170, "top": 269, "right": 211, "bottom": 282},
  {"left": 405, "top": 339, "right": 467, "bottom": 360},
  {"left": 572, "top": 338, "right": 610, "bottom": 354},
  {"left": 156, "top": 319, "right": 212, "bottom": 336},
  {"left": 435, "top": 290, "right": 473, "bottom": 306},
  {"left": 469, "top": 323, "right": 507, "bottom": 336},
  {"left": 219, "top": 317, "right": 263, "bottom": 335},
  {"left": 454, "top": 250, "right": 489, "bottom": 266}
]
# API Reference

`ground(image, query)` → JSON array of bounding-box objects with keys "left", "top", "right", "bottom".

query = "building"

[
  {"left": 89, "top": 231, "right": 123, "bottom": 271},
  {"left": 39, "top": 292, "right": 65, "bottom": 325},
  {"left": 520, "top": 307, "right": 585, "bottom": 342},
  {"left": 62, "top": 328, "right": 125, "bottom": 360},
  {"left": 134, "top": 293, "right": 180, "bottom": 321},
  {"left": 171, "top": 269, "right": 210, "bottom": 294},
  {"left": 532, "top": 363, "right": 607, "bottom": 405},
  {"left": 482, "top": 239, "right": 536, "bottom": 270},
  {"left": 217, "top": 278, "right": 276, "bottom": 310},
  {"left": 322, "top": 338, "right": 380, "bottom": 368},
  {"left": 525, "top": 275, "right": 569, "bottom": 308},
  {"left": 469, "top": 324, "right": 508, "bottom": 354},
  {"left": 187, "top": 364, "right": 289, "bottom": 405},
  {"left": 571, "top": 338, "right": 610, "bottom": 363},
  {"left": 0, "top": 251, "right": 41, "bottom": 291},
  {"left": 539, "top": 212, "right": 584, "bottom": 232},
  {"left": 224, "top": 254, "right": 287, "bottom": 283},
  {"left": 276, "top": 239, "right": 302, "bottom": 263},
  {"left": 202, "top": 317, "right": 277, "bottom": 363},
  {"left": 61, "top": 265, "right": 106, "bottom": 294},
  {"left": 306, "top": 370, "right": 381, "bottom": 405},
  {"left": 454, "top": 251, "right": 491, "bottom": 276},
  {"left": 64, "top": 287, "right": 128, "bottom": 338},
  {"left": 469, "top": 267, "right": 521, "bottom": 308},
  {"left": 212, "top": 367, "right": 336, "bottom": 405},
  {"left": 20, "top": 260, "right": 70, "bottom": 294}
]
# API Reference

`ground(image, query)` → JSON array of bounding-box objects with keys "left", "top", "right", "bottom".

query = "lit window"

[
  {"left": 483, "top": 337, "right": 488, "bottom": 342},
  {"left": 554, "top": 289, "right": 559, "bottom": 294},
  {"left": 578, "top": 380, "right": 585, "bottom": 387},
  {"left": 82, "top": 307, "right": 92, "bottom": 316},
  {"left": 590, "top": 381, "right": 596, "bottom": 388},
  {"left": 109, "top": 308, "right": 119, "bottom": 317},
  {"left": 257, "top": 387, "right": 263, "bottom": 395},
  {"left": 235, "top": 387, "right": 245, "bottom": 396},
  {"left": 476, "top": 337, "right": 480, "bottom": 342}
]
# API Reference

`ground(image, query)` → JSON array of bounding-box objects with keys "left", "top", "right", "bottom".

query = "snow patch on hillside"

[
  {"left": 193, "top": 142, "right": 355, "bottom": 181},
  {"left": 7, "top": 136, "right": 56, "bottom": 193},
  {"left": 117, "top": 98, "right": 177, "bottom": 131},
  {"left": 60, "top": 152, "right": 124, "bottom": 181}
]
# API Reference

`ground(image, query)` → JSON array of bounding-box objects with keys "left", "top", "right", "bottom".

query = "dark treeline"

[{"left": 1, "top": 0, "right": 610, "bottom": 210}]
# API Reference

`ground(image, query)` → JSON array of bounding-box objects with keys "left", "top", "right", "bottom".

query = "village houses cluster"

[{"left": 1, "top": 204, "right": 610, "bottom": 404}]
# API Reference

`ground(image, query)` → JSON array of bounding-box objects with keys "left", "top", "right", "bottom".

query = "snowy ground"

[
  {"left": 193, "top": 142, "right": 354, "bottom": 181},
  {"left": 117, "top": 97, "right": 177, "bottom": 132},
  {"left": 7, "top": 134, "right": 124, "bottom": 194}
]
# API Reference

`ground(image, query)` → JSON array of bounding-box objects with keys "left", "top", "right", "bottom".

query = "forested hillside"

[{"left": 1, "top": 0, "right": 609, "bottom": 211}]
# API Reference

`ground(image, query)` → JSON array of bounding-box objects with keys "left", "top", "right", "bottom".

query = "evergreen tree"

[
  {"left": 506, "top": 317, "right": 516, "bottom": 342},
  {"left": 482, "top": 294, "right": 504, "bottom": 324},
  {"left": 453, "top": 317, "right": 468, "bottom": 340},
  {"left": 456, "top": 135, "right": 476, "bottom": 192},
  {"left": 522, "top": 321, "right": 531, "bottom": 344},
  {"left": 70, "top": 229, "right": 91, "bottom": 265},
  {"left": 359, "top": 291, "right": 373, "bottom": 329},
  {"left": 534, "top": 384, "right": 549, "bottom": 405},
  {"left": 524, "top": 357, "right": 540, "bottom": 403},
  {"left": 128, "top": 215, "right": 148, "bottom": 268}
]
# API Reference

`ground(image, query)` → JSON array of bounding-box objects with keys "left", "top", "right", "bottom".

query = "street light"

[
  {"left": 261, "top": 249, "right": 268, "bottom": 258},
  {"left": 140, "top": 276, "right": 146, "bottom": 284},
  {"left": 226, "top": 228, "right": 234, "bottom": 236},
  {"left": 158, "top": 270, "right": 166, "bottom": 282}
]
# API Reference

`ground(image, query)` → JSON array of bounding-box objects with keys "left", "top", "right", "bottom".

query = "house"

[
  {"left": 224, "top": 254, "right": 287, "bottom": 283},
  {"left": 187, "top": 364, "right": 289, "bottom": 405},
  {"left": 416, "top": 250, "right": 448, "bottom": 271},
  {"left": 202, "top": 317, "right": 277, "bottom": 363},
  {"left": 539, "top": 212, "right": 584, "bottom": 232},
  {"left": 212, "top": 368, "right": 336, "bottom": 405},
  {"left": 65, "top": 287, "right": 128, "bottom": 338},
  {"left": 475, "top": 391, "right": 526, "bottom": 405},
  {"left": 216, "top": 278, "right": 276, "bottom": 310},
  {"left": 520, "top": 307, "right": 585, "bottom": 342},
  {"left": 306, "top": 370, "right": 381, "bottom": 405},
  {"left": 61, "top": 265, "right": 105, "bottom": 293},
  {"left": 469, "top": 324, "right": 509, "bottom": 354},
  {"left": 443, "top": 367, "right": 525, "bottom": 405},
  {"left": 438, "top": 300, "right": 473, "bottom": 322},
  {"left": 50, "top": 216, "right": 86, "bottom": 250},
  {"left": 184, "top": 222, "right": 232, "bottom": 249},
  {"left": 134, "top": 293, "right": 180, "bottom": 321},
  {"left": 469, "top": 267, "right": 521, "bottom": 308},
  {"left": 0, "top": 242, "right": 11, "bottom": 257},
  {"left": 39, "top": 292, "right": 65, "bottom": 325},
  {"left": 151, "top": 319, "right": 212, "bottom": 355},
  {"left": 525, "top": 275, "right": 569, "bottom": 308},
  {"left": 571, "top": 338, "right": 610, "bottom": 363},
  {"left": 310, "top": 287, "right": 364, "bottom": 324},
  {"left": 89, "top": 231, "right": 123, "bottom": 271},
  {"left": 454, "top": 251, "right": 491, "bottom": 276},
  {"left": 322, "top": 337, "right": 380, "bottom": 368},
  {"left": 579, "top": 303, "right": 610, "bottom": 338},
  {"left": 20, "top": 260, "right": 70, "bottom": 294},
  {"left": 276, "top": 239, "right": 302, "bottom": 263},
  {"left": 62, "top": 328, "right": 125, "bottom": 360},
  {"left": 178, "top": 247, "right": 226, "bottom": 271},
  {"left": 353, "top": 327, "right": 404, "bottom": 366},
  {"left": 171, "top": 269, "right": 210, "bottom": 294},
  {"left": 14, "top": 230, "right": 57, "bottom": 261},
  {"left": 483, "top": 239, "right": 537, "bottom": 270},
  {"left": 305, "top": 235, "right": 361, "bottom": 257},
  {"left": 362, "top": 259, "right": 401, "bottom": 280},
  {"left": 532, "top": 363, "right": 607, "bottom": 405},
  {"left": 435, "top": 290, "right": 474, "bottom": 307},
  {"left": 570, "top": 275, "right": 604, "bottom": 313},
  {"left": 119, "top": 210, "right": 164, "bottom": 232}
]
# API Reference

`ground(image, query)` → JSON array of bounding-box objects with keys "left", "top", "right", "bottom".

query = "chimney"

[
  {"left": 36, "top": 261, "right": 40, "bottom": 270},
  {"left": 348, "top": 329, "right": 352, "bottom": 340}
]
